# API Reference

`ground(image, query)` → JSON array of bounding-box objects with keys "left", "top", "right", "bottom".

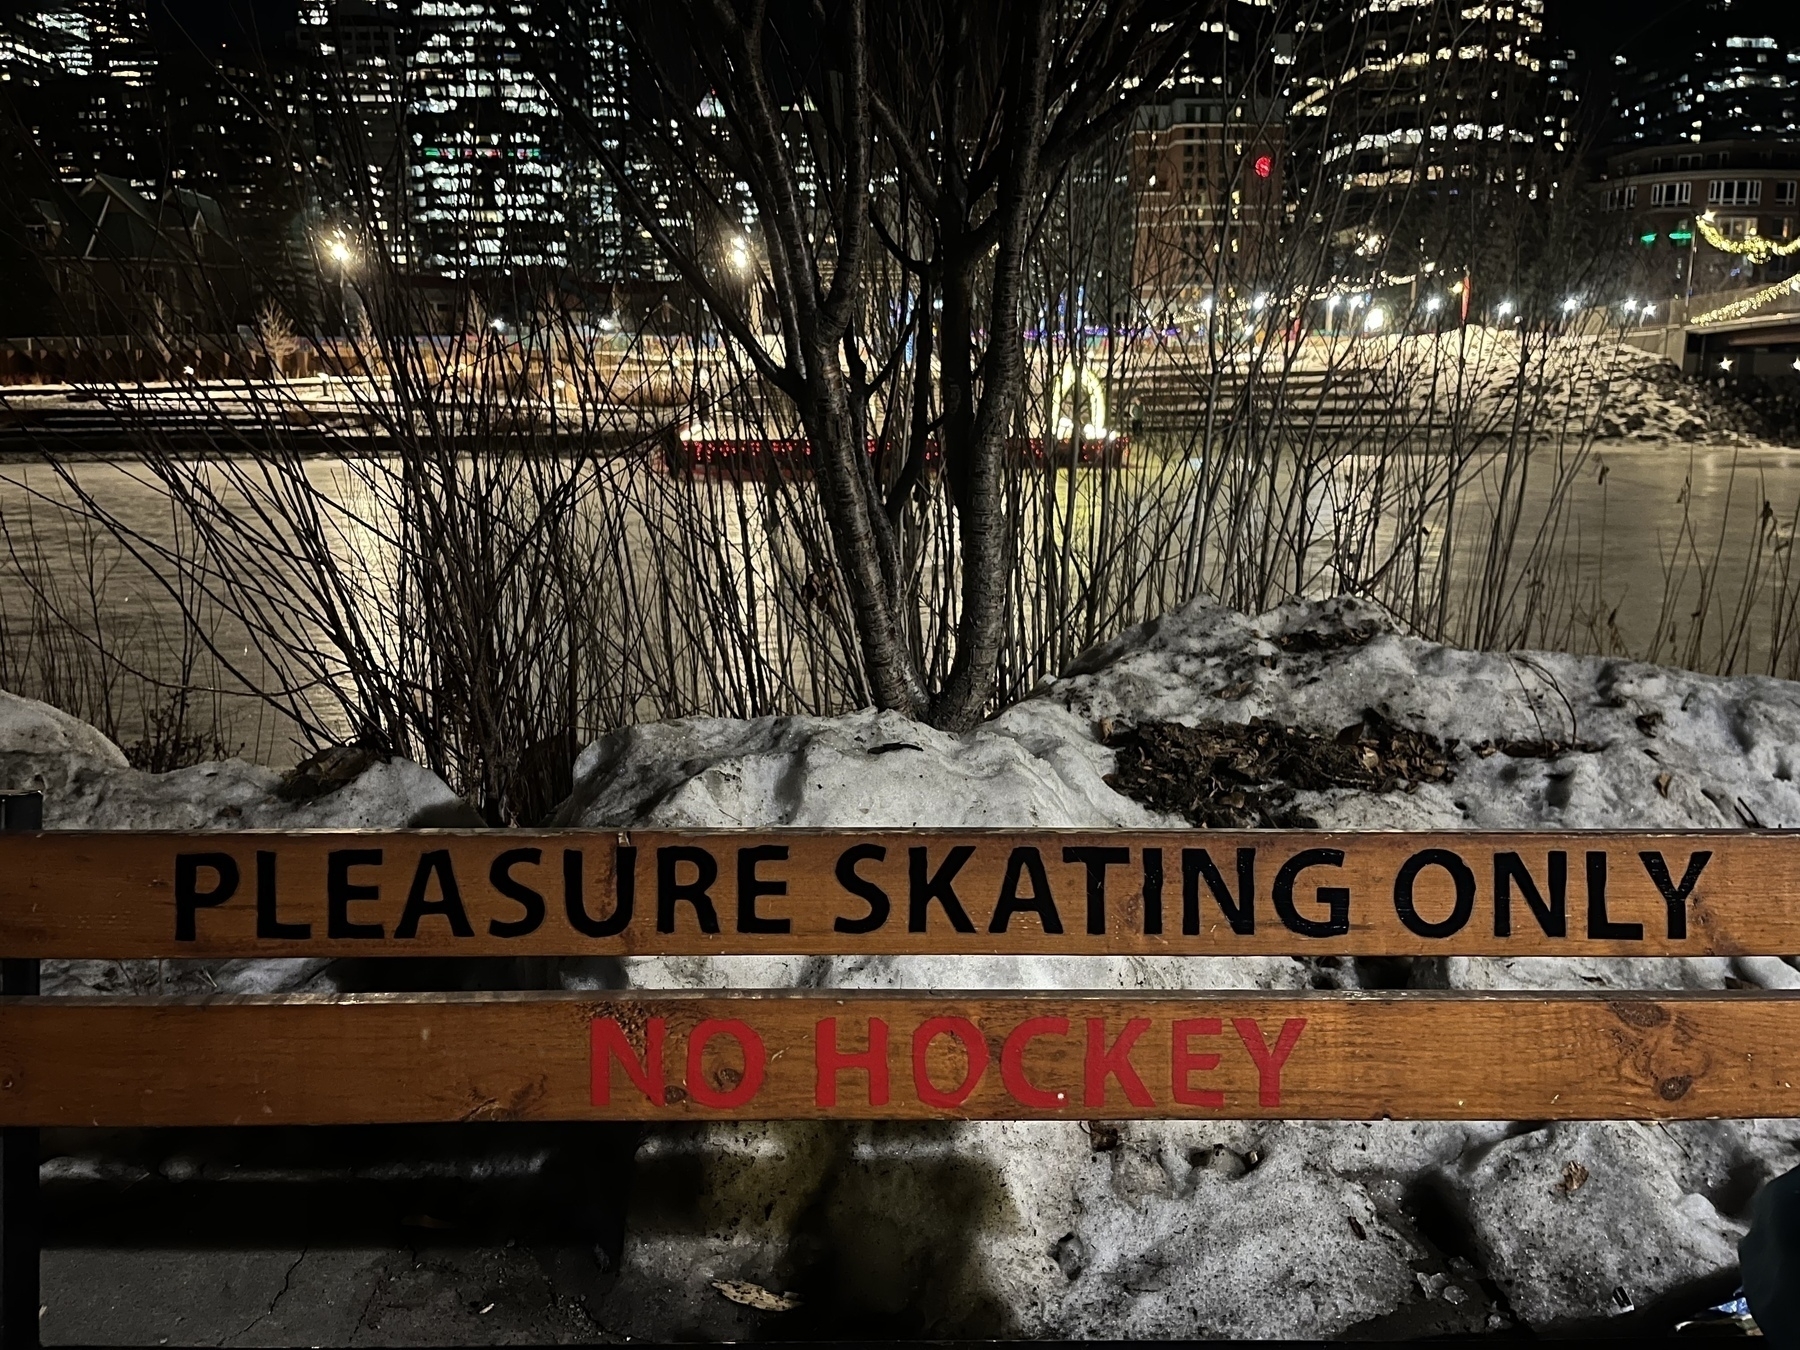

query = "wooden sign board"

[
  {"left": 0, "top": 829, "right": 1783, "bottom": 958},
  {"left": 1, "top": 990, "right": 1795, "bottom": 1126}
]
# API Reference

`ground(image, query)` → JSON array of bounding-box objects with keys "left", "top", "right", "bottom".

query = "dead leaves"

[
  {"left": 1556, "top": 1161, "right": 1590, "bottom": 1196},
  {"left": 712, "top": 1280, "right": 802, "bottom": 1312},
  {"left": 1103, "top": 710, "right": 1455, "bottom": 829}
]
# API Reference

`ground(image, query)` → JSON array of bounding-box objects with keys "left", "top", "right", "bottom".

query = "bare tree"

[{"left": 558, "top": 0, "right": 1206, "bottom": 728}]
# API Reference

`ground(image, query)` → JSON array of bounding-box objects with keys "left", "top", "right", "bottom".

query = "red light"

[{"left": 1254, "top": 155, "right": 1273, "bottom": 179}]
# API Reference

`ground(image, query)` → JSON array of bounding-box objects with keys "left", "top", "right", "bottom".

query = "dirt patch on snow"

[{"left": 1103, "top": 711, "right": 1457, "bottom": 828}]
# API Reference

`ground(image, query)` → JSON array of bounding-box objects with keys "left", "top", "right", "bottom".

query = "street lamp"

[{"left": 320, "top": 229, "right": 359, "bottom": 336}]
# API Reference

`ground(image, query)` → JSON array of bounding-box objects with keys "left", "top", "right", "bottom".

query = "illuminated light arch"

[{"left": 1052, "top": 365, "right": 1109, "bottom": 440}]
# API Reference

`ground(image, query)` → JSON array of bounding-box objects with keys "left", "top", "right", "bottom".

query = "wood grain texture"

[
  {"left": 0, "top": 829, "right": 1785, "bottom": 957},
  {"left": 1, "top": 990, "right": 1796, "bottom": 1125}
]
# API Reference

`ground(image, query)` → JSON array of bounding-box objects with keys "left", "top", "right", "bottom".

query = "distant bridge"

[{"left": 1625, "top": 277, "right": 1800, "bottom": 380}]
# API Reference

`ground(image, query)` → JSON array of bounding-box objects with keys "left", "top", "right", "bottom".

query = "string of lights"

[
  {"left": 1689, "top": 272, "right": 1800, "bottom": 326},
  {"left": 1696, "top": 211, "right": 1800, "bottom": 264}
]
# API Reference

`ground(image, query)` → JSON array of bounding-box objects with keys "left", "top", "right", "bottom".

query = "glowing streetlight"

[
  {"left": 1496, "top": 300, "right": 1514, "bottom": 320},
  {"left": 1363, "top": 307, "right": 1386, "bottom": 332},
  {"left": 1562, "top": 297, "right": 1580, "bottom": 314},
  {"left": 1720, "top": 357, "right": 1734, "bottom": 372},
  {"left": 728, "top": 236, "right": 752, "bottom": 272},
  {"left": 1425, "top": 296, "right": 1443, "bottom": 314},
  {"left": 490, "top": 317, "right": 507, "bottom": 333},
  {"left": 1251, "top": 293, "right": 1269, "bottom": 311}
]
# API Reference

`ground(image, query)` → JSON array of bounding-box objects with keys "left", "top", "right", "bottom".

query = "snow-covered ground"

[{"left": 7, "top": 595, "right": 1799, "bottom": 1337}]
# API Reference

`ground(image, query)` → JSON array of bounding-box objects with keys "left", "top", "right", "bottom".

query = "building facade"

[
  {"left": 1292, "top": 0, "right": 1555, "bottom": 273},
  {"left": 403, "top": 0, "right": 567, "bottom": 276},
  {"left": 1129, "top": 97, "right": 1286, "bottom": 305},
  {"left": 1597, "top": 140, "right": 1800, "bottom": 293},
  {"left": 2, "top": 2, "right": 158, "bottom": 191},
  {"left": 1608, "top": 0, "right": 1799, "bottom": 147}
]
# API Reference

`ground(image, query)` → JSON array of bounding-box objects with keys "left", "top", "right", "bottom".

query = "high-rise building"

[
  {"left": 404, "top": 0, "right": 567, "bottom": 275},
  {"left": 1129, "top": 97, "right": 1286, "bottom": 304},
  {"left": 2, "top": 3, "right": 157, "bottom": 190},
  {"left": 1292, "top": 0, "right": 1554, "bottom": 268},
  {"left": 301, "top": 1, "right": 408, "bottom": 253},
  {"left": 1543, "top": 47, "right": 1579, "bottom": 157},
  {"left": 1607, "top": 0, "right": 1799, "bottom": 147},
  {"left": 564, "top": 3, "right": 636, "bottom": 278}
]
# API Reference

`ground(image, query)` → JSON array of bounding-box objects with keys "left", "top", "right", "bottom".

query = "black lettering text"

[
  {"left": 1272, "top": 849, "right": 1350, "bottom": 938},
  {"left": 395, "top": 849, "right": 473, "bottom": 939},
  {"left": 1494, "top": 851, "right": 1566, "bottom": 938},
  {"left": 565, "top": 847, "right": 635, "bottom": 938},
  {"left": 255, "top": 850, "right": 308, "bottom": 939},
  {"left": 657, "top": 846, "right": 721, "bottom": 934},
  {"left": 1183, "top": 848, "right": 1256, "bottom": 936},
  {"left": 737, "top": 844, "right": 791, "bottom": 934},
  {"left": 1064, "top": 846, "right": 1129, "bottom": 935},
  {"left": 1586, "top": 851, "right": 1642, "bottom": 940},
  {"left": 834, "top": 844, "right": 890, "bottom": 934},
  {"left": 327, "top": 849, "right": 384, "bottom": 940},
  {"left": 989, "top": 847, "right": 1062, "bottom": 934},
  {"left": 1393, "top": 849, "right": 1475, "bottom": 939},
  {"left": 908, "top": 846, "right": 976, "bottom": 933},
  {"left": 1639, "top": 850, "right": 1712, "bottom": 940},
  {"left": 488, "top": 848, "right": 547, "bottom": 939},
  {"left": 174, "top": 852, "right": 238, "bottom": 942}
]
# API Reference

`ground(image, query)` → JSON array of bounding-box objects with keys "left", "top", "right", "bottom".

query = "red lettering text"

[
  {"left": 1084, "top": 1017, "right": 1154, "bottom": 1107},
  {"left": 912, "top": 1016, "right": 989, "bottom": 1109},
  {"left": 1001, "top": 1016, "right": 1070, "bottom": 1109},
  {"left": 686, "top": 1017, "right": 767, "bottom": 1108},
  {"left": 590, "top": 1016, "right": 666, "bottom": 1106},
  {"left": 1233, "top": 1016, "right": 1307, "bottom": 1107},
  {"left": 814, "top": 1017, "right": 890, "bottom": 1107},
  {"left": 1170, "top": 1017, "right": 1224, "bottom": 1107}
]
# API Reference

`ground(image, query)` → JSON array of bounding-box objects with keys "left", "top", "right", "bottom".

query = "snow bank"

[
  {"left": 560, "top": 597, "right": 1800, "bottom": 1338},
  {"left": 0, "top": 689, "right": 478, "bottom": 995},
  {"left": 10, "top": 597, "right": 1799, "bottom": 1336}
]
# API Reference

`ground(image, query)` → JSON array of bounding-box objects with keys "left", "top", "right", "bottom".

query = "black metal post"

[{"left": 1, "top": 791, "right": 42, "bottom": 1350}]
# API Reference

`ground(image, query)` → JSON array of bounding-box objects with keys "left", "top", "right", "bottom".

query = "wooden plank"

[
  {"left": 1, "top": 989, "right": 1797, "bottom": 1126},
  {"left": 0, "top": 829, "right": 1787, "bottom": 958},
  {"left": 0, "top": 824, "right": 1785, "bottom": 964}
]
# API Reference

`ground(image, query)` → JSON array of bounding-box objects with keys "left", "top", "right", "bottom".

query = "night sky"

[{"left": 152, "top": 0, "right": 1786, "bottom": 83}]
